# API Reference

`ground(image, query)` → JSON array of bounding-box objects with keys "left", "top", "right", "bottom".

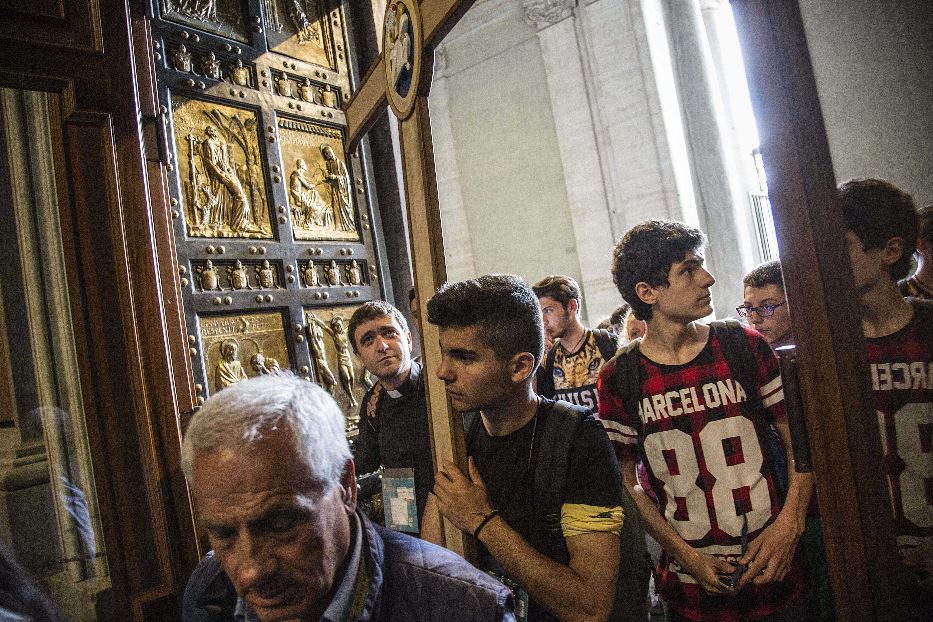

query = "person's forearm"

[
  {"left": 477, "top": 518, "right": 615, "bottom": 622},
  {"left": 776, "top": 421, "right": 814, "bottom": 528},
  {"left": 627, "top": 483, "right": 695, "bottom": 567}
]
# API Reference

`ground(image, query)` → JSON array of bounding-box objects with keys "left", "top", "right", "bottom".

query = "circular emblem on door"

[{"left": 383, "top": 0, "right": 422, "bottom": 120}]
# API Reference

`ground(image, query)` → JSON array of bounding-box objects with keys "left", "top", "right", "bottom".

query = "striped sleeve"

[
  {"left": 596, "top": 358, "right": 641, "bottom": 459},
  {"left": 749, "top": 328, "right": 787, "bottom": 422}
]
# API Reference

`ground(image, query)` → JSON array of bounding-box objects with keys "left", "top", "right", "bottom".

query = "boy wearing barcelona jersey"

[
  {"left": 840, "top": 179, "right": 932, "bottom": 617},
  {"left": 597, "top": 220, "right": 814, "bottom": 621}
]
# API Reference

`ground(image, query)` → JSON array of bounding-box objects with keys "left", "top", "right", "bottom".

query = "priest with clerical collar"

[{"left": 348, "top": 301, "right": 435, "bottom": 532}]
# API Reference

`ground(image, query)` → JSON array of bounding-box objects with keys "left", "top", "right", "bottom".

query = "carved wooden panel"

[{"left": 0, "top": 0, "right": 103, "bottom": 53}]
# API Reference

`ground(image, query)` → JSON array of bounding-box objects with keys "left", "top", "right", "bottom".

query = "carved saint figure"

[
  {"left": 386, "top": 5, "right": 412, "bottom": 94},
  {"left": 275, "top": 74, "right": 292, "bottom": 97},
  {"left": 201, "top": 125, "right": 252, "bottom": 232},
  {"left": 320, "top": 84, "right": 337, "bottom": 108},
  {"left": 163, "top": 0, "right": 217, "bottom": 21},
  {"left": 231, "top": 59, "right": 249, "bottom": 86},
  {"left": 255, "top": 259, "right": 275, "bottom": 288},
  {"left": 324, "top": 260, "right": 341, "bottom": 287},
  {"left": 346, "top": 260, "right": 362, "bottom": 286},
  {"left": 228, "top": 259, "right": 249, "bottom": 289},
  {"left": 289, "top": 158, "right": 326, "bottom": 227},
  {"left": 308, "top": 314, "right": 358, "bottom": 409},
  {"left": 202, "top": 51, "right": 222, "bottom": 80},
  {"left": 215, "top": 339, "right": 247, "bottom": 389},
  {"left": 303, "top": 260, "right": 320, "bottom": 287},
  {"left": 306, "top": 312, "right": 337, "bottom": 394},
  {"left": 287, "top": 0, "right": 320, "bottom": 44},
  {"left": 172, "top": 44, "right": 192, "bottom": 72},
  {"left": 320, "top": 145, "right": 356, "bottom": 233},
  {"left": 250, "top": 352, "right": 280, "bottom": 375},
  {"left": 299, "top": 78, "right": 316, "bottom": 103},
  {"left": 199, "top": 259, "right": 220, "bottom": 291}
]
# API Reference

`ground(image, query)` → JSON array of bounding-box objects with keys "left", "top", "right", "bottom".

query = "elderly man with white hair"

[{"left": 181, "top": 373, "right": 514, "bottom": 622}]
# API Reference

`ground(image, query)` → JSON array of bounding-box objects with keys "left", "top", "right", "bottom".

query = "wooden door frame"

[
  {"left": 345, "top": 0, "right": 909, "bottom": 618},
  {"left": 0, "top": 3, "right": 197, "bottom": 620}
]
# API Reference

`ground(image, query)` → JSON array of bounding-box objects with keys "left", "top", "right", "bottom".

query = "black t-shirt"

[{"left": 467, "top": 399, "right": 623, "bottom": 622}]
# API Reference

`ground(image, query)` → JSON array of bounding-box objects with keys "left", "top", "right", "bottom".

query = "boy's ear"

[
  {"left": 567, "top": 298, "right": 580, "bottom": 317},
  {"left": 509, "top": 352, "right": 537, "bottom": 382},
  {"left": 881, "top": 236, "right": 906, "bottom": 267},
  {"left": 634, "top": 281, "right": 657, "bottom": 307}
]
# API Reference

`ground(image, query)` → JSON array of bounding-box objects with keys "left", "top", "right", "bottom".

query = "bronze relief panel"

[
  {"left": 303, "top": 305, "right": 370, "bottom": 429},
  {"left": 199, "top": 311, "right": 290, "bottom": 395},
  {"left": 159, "top": 0, "right": 251, "bottom": 44},
  {"left": 171, "top": 96, "right": 273, "bottom": 239},
  {"left": 278, "top": 117, "right": 359, "bottom": 242},
  {"left": 263, "top": 0, "right": 335, "bottom": 70}
]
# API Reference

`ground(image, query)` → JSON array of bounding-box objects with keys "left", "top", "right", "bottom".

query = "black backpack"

[
  {"left": 907, "top": 297, "right": 933, "bottom": 342},
  {"left": 464, "top": 400, "right": 650, "bottom": 622},
  {"left": 537, "top": 328, "right": 618, "bottom": 399}
]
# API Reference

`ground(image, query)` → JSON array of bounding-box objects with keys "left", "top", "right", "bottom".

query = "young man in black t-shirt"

[{"left": 426, "top": 274, "right": 624, "bottom": 622}]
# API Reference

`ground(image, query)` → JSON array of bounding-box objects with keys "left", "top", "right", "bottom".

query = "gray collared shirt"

[{"left": 234, "top": 511, "right": 364, "bottom": 622}]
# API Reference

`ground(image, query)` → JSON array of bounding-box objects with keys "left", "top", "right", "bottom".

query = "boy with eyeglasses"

[
  {"left": 597, "top": 220, "right": 813, "bottom": 621},
  {"left": 840, "top": 178, "right": 932, "bottom": 618},
  {"left": 740, "top": 261, "right": 793, "bottom": 349}
]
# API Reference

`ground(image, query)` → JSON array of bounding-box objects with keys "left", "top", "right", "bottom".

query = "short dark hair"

[
  {"left": 532, "top": 275, "right": 581, "bottom": 310},
  {"left": 348, "top": 301, "right": 409, "bottom": 353},
  {"left": 918, "top": 204, "right": 933, "bottom": 245},
  {"left": 427, "top": 274, "right": 544, "bottom": 366},
  {"left": 611, "top": 220, "right": 707, "bottom": 321},
  {"left": 838, "top": 178, "right": 918, "bottom": 280},
  {"left": 743, "top": 260, "right": 784, "bottom": 292},
  {"left": 609, "top": 303, "right": 630, "bottom": 327}
]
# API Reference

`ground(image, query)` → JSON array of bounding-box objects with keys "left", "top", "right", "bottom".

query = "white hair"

[{"left": 180, "top": 373, "right": 351, "bottom": 495}]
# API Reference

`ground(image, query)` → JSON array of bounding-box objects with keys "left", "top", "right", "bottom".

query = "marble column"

[
  {"left": 429, "top": 47, "right": 478, "bottom": 282},
  {"left": 522, "top": 0, "right": 619, "bottom": 322},
  {"left": 665, "top": 0, "right": 754, "bottom": 314}
]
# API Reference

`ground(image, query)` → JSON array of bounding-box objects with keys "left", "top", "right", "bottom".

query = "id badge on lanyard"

[{"left": 381, "top": 467, "right": 419, "bottom": 533}]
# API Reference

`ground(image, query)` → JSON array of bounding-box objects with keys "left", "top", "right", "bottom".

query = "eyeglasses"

[{"left": 736, "top": 301, "right": 787, "bottom": 318}]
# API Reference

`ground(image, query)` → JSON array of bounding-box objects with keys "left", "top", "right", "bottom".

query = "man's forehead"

[
  {"left": 744, "top": 283, "right": 784, "bottom": 303},
  {"left": 677, "top": 250, "right": 705, "bottom": 264},
  {"left": 355, "top": 314, "right": 406, "bottom": 338},
  {"left": 439, "top": 324, "right": 487, "bottom": 348}
]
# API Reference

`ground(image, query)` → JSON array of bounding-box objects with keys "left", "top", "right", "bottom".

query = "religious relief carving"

[
  {"left": 197, "top": 260, "right": 221, "bottom": 291},
  {"left": 265, "top": 0, "right": 334, "bottom": 69},
  {"left": 202, "top": 52, "right": 222, "bottom": 80},
  {"left": 278, "top": 118, "right": 361, "bottom": 242},
  {"left": 521, "top": 0, "right": 576, "bottom": 30},
  {"left": 172, "top": 97, "right": 273, "bottom": 239},
  {"left": 250, "top": 351, "right": 281, "bottom": 375},
  {"left": 215, "top": 338, "right": 248, "bottom": 389},
  {"left": 345, "top": 260, "right": 362, "bottom": 286},
  {"left": 302, "top": 260, "right": 320, "bottom": 287},
  {"left": 321, "top": 145, "right": 356, "bottom": 234},
  {"left": 305, "top": 308, "right": 365, "bottom": 428},
  {"left": 323, "top": 260, "right": 342, "bottom": 287},
  {"left": 227, "top": 260, "right": 250, "bottom": 289},
  {"left": 254, "top": 259, "right": 277, "bottom": 289},
  {"left": 299, "top": 78, "right": 316, "bottom": 103},
  {"left": 230, "top": 59, "right": 250, "bottom": 87},
  {"left": 320, "top": 84, "right": 338, "bottom": 108},
  {"left": 160, "top": 0, "right": 249, "bottom": 43},
  {"left": 200, "top": 312, "right": 290, "bottom": 395},
  {"left": 171, "top": 44, "right": 193, "bottom": 72},
  {"left": 275, "top": 73, "right": 293, "bottom": 97}
]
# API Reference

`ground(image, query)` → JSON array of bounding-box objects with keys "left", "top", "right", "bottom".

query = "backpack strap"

[
  {"left": 708, "top": 320, "right": 760, "bottom": 410},
  {"left": 592, "top": 328, "right": 620, "bottom": 362},
  {"left": 533, "top": 400, "right": 587, "bottom": 544},
  {"left": 610, "top": 338, "right": 644, "bottom": 423}
]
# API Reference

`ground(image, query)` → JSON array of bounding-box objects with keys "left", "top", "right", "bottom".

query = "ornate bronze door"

[{"left": 148, "top": 0, "right": 387, "bottom": 426}]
